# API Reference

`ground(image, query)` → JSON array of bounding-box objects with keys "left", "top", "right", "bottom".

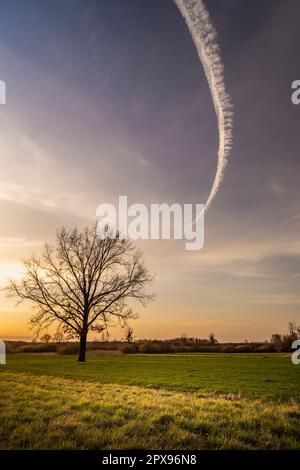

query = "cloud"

[
  {"left": 271, "top": 182, "right": 286, "bottom": 195},
  {"left": 174, "top": 0, "right": 233, "bottom": 211}
]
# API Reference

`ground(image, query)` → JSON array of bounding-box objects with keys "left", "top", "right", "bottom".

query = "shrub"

[
  {"left": 87, "top": 341, "right": 121, "bottom": 351},
  {"left": 121, "top": 343, "right": 139, "bottom": 354},
  {"left": 234, "top": 344, "right": 255, "bottom": 353},
  {"left": 139, "top": 342, "right": 162, "bottom": 354},
  {"left": 4, "top": 341, "right": 28, "bottom": 354},
  {"left": 255, "top": 343, "right": 276, "bottom": 353},
  {"left": 57, "top": 343, "right": 80, "bottom": 355},
  {"left": 220, "top": 344, "right": 236, "bottom": 353},
  {"left": 192, "top": 345, "right": 220, "bottom": 353},
  {"left": 16, "top": 343, "right": 57, "bottom": 353},
  {"left": 270, "top": 322, "right": 300, "bottom": 352}
]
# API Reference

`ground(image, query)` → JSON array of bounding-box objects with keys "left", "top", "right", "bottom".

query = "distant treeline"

[
  {"left": 119, "top": 340, "right": 276, "bottom": 354},
  {"left": 4, "top": 322, "right": 299, "bottom": 355},
  {"left": 4, "top": 339, "right": 275, "bottom": 355}
]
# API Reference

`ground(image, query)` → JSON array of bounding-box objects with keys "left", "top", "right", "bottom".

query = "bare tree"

[
  {"left": 208, "top": 332, "right": 218, "bottom": 345},
  {"left": 271, "top": 322, "right": 300, "bottom": 351},
  {"left": 40, "top": 333, "right": 51, "bottom": 344},
  {"left": 52, "top": 329, "right": 65, "bottom": 344},
  {"left": 6, "top": 226, "right": 153, "bottom": 361},
  {"left": 124, "top": 327, "right": 134, "bottom": 343}
]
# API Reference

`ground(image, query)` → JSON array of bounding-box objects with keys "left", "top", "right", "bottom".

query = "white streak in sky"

[{"left": 174, "top": 0, "right": 233, "bottom": 211}]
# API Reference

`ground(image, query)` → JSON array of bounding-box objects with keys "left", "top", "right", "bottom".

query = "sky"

[{"left": 0, "top": 0, "right": 300, "bottom": 342}]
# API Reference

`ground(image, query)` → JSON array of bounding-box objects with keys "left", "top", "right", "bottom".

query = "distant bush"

[
  {"left": 172, "top": 345, "right": 190, "bottom": 353},
  {"left": 5, "top": 337, "right": 284, "bottom": 356},
  {"left": 121, "top": 341, "right": 278, "bottom": 355},
  {"left": 57, "top": 343, "right": 80, "bottom": 355},
  {"left": 121, "top": 343, "right": 139, "bottom": 354},
  {"left": 139, "top": 342, "right": 162, "bottom": 354},
  {"left": 16, "top": 343, "right": 57, "bottom": 353},
  {"left": 255, "top": 343, "right": 276, "bottom": 353},
  {"left": 4, "top": 341, "right": 28, "bottom": 353},
  {"left": 270, "top": 323, "right": 300, "bottom": 352},
  {"left": 220, "top": 344, "right": 236, "bottom": 353},
  {"left": 133, "top": 342, "right": 222, "bottom": 354},
  {"left": 190, "top": 345, "right": 220, "bottom": 353},
  {"left": 234, "top": 344, "right": 255, "bottom": 353},
  {"left": 87, "top": 341, "right": 121, "bottom": 351}
]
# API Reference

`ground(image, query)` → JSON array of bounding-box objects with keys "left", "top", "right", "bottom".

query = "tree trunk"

[{"left": 78, "top": 333, "right": 87, "bottom": 362}]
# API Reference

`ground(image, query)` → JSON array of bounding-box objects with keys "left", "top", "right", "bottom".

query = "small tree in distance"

[
  {"left": 7, "top": 225, "right": 153, "bottom": 362},
  {"left": 271, "top": 322, "right": 300, "bottom": 351},
  {"left": 209, "top": 332, "right": 218, "bottom": 345},
  {"left": 40, "top": 333, "right": 51, "bottom": 344},
  {"left": 124, "top": 327, "right": 134, "bottom": 343}
]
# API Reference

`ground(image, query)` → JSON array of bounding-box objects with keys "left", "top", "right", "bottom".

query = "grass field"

[{"left": 1, "top": 353, "right": 300, "bottom": 449}]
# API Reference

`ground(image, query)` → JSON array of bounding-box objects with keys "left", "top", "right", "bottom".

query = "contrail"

[{"left": 174, "top": 0, "right": 233, "bottom": 211}]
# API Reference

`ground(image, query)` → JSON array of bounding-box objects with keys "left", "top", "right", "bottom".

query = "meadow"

[{"left": 0, "top": 353, "right": 300, "bottom": 449}]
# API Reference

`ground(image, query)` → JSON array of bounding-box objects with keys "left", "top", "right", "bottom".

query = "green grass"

[
  {"left": 2, "top": 353, "right": 300, "bottom": 400},
  {"left": 0, "top": 353, "right": 300, "bottom": 449}
]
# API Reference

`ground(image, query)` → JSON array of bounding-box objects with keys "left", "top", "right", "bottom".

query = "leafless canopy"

[{"left": 7, "top": 226, "right": 153, "bottom": 361}]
